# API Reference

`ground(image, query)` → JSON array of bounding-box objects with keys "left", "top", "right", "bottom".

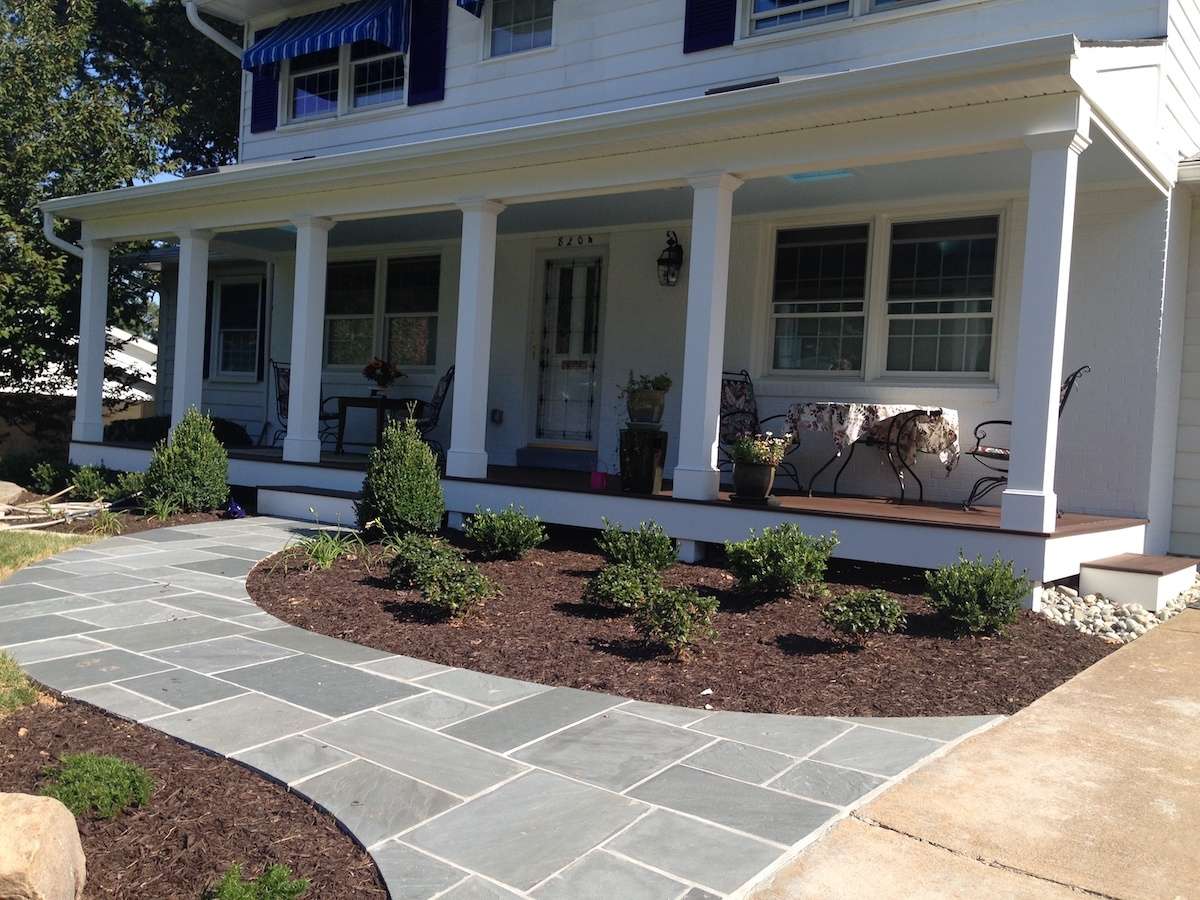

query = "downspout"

[
  {"left": 41, "top": 208, "right": 84, "bottom": 259},
  {"left": 184, "top": 2, "right": 244, "bottom": 60}
]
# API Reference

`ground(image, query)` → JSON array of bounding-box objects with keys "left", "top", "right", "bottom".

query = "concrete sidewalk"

[{"left": 752, "top": 609, "right": 1200, "bottom": 900}]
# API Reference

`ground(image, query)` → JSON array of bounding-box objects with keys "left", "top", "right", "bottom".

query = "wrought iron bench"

[
  {"left": 963, "top": 364, "right": 1091, "bottom": 510},
  {"left": 718, "top": 369, "right": 803, "bottom": 491}
]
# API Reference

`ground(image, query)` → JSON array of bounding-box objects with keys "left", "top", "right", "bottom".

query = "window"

[
  {"left": 289, "top": 48, "right": 340, "bottom": 121},
  {"left": 351, "top": 40, "right": 405, "bottom": 109},
  {"left": 749, "top": 0, "right": 938, "bottom": 35},
  {"left": 489, "top": 0, "right": 553, "bottom": 57},
  {"left": 885, "top": 216, "right": 999, "bottom": 374},
  {"left": 212, "top": 280, "right": 263, "bottom": 378},
  {"left": 385, "top": 256, "right": 440, "bottom": 367},
  {"left": 770, "top": 224, "right": 869, "bottom": 372},
  {"left": 324, "top": 261, "right": 377, "bottom": 366}
]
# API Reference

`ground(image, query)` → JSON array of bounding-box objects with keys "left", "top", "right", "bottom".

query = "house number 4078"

[{"left": 557, "top": 234, "right": 594, "bottom": 247}]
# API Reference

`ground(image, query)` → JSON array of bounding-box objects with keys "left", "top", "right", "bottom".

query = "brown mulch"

[
  {"left": 0, "top": 694, "right": 386, "bottom": 900},
  {"left": 248, "top": 529, "right": 1115, "bottom": 717},
  {"left": 49, "top": 509, "right": 226, "bottom": 537}
]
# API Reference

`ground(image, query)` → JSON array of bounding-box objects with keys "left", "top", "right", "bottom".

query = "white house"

[{"left": 41, "top": 0, "right": 1200, "bottom": 592}]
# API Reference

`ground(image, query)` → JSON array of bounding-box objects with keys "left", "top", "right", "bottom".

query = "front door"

[{"left": 535, "top": 256, "right": 604, "bottom": 446}]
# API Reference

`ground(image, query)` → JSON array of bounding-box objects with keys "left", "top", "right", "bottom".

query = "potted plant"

[
  {"left": 619, "top": 371, "right": 672, "bottom": 430},
  {"left": 729, "top": 432, "right": 792, "bottom": 500},
  {"left": 363, "top": 358, "right": 403, "bottom": 396}
]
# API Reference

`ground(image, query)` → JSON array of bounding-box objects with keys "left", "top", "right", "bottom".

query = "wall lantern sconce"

[{"left": 657, "top": 231, "right": 684, "bottom": 287}]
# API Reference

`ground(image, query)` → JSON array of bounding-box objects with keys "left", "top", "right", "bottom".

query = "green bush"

[
  {"left": 89, "top": 509, "right": 124, "bottom": 537},
  {"left": 40, "top": 753, "right": 153, "bottom": 819},
  {"left": 357, "top": 419, "right": 444, "bottom": 537},
  {"left": 29, "top": 461, "right": 69, "bottom": 495},
  {"left": 143, "top": 408, "right": 229, "bottom": 512},
  {"left": 821, "top": 589, "right": 907, "bottom": 642},
  {"left": 595, "top": 519, "right": 676, "bottom": 571},
  {"left": 582, "top": 563, "right": 660, "bottom": 612},
  {"left": 633, "top": 585, "right": 719, "bottom": 657},
  {"left": 70, "top": 465, "right": 109, "bottom": 501},
  {"left": 390, "top": 533, "right": 493, "bottom": 619},
  {"left": 293, "top": 528, "right": 358, "bottom": 571},
  {"left": 0, "top": 651, "right": 37, "bottom": 716},
  {"left": 109, "top": 470, "right": 145, "bottom": 503},
  {"left": 926, "top": 554, "right": 1030, "bottom": 635},
  {"left": 205, "top": 864, "right": 309, "bottom": 900},
  {"left": 725, "top": 525, "right": 838, "bottom": 597},
  {"left": 465, "top": 505, "right": 548, "bottom": 560}
]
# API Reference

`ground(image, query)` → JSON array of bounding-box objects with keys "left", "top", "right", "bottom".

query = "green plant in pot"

[
  {"left": 729, "top": 432, "right": 791, "bottom": 500},
  {"left": 619, "top": 372, "right": 672, "bottom": 430}
]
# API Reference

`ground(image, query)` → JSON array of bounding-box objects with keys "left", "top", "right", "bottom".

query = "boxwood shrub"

[
  {"left": 633, "top": 585, "right": 719, "bottom": 657},
  {"left": 583, "top": 563, "right": 661, "bottom": 612},
  {"left": 926, "top": 554, "right": 1030, "bottom": 635},
  {"left": 725, "top": 524, "right": 838, "bottom": 597},
  {"left": 357, "top": 419, "right": 444, "bottom": 537},
  {"left": 821, "top": 589, "right": 907, "bottom": 643},
  {"left": 595, "top": 519, "right": 676, "bottom": 571},
  {"left": 143, "top": 408, "right": 229, "bottom": 512},
  {"left": 390, "top": 533, "right": 493, "bottom": 619},
  {"left": 465, "top": 505, "right": 547, "bottom": 560}
]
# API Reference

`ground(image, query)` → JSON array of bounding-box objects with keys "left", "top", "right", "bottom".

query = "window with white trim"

[
  {"left": 885, "top": 216, "right": 998, "bottom": 374},
  {"left": 748, "top": 0, "right": 938, "bottom": 35},
  {"left": 351, "top": 40, "right": 405, "bottom": 109},
  {"left": 289, "top": 48, "right": 340, "bottom": 121},
  {"left": 770, "top": 224, "right": 869, "bottom": 372},
  {"left": 286, "top": 41, "right": 405, "bottom": 123},
  {"left": 212, "top": 279, "right": 262, "bottom": 378},
  {"left": 324, "top": 261, "right": 377, "bottom": 366},
  {"left": 488, "top": 0, "right": 554, "bottom": 57},
  {"left": 385, "top": 255, "right": 440, "bottom": 367}
]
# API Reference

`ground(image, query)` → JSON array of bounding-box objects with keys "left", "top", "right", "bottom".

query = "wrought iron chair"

[
  {"left": 392, "top": 365, "right": 455, "bottom": 463},
  {"left": 718, "top": 369, "right": 803, "bottom": 491},
  {"left": 963, "top": 364, "right": 1091, "bottom": 510},
  {"left": 269, "top": 360, "right": 340, "bottom": 449}
]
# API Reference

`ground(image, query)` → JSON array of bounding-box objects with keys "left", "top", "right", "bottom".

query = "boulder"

[
  {"left": 0, "top": 793, "right": 85, "bottom": 900},
  {"left": 0, "top": 481, "right": 23, "bottom": 506}
]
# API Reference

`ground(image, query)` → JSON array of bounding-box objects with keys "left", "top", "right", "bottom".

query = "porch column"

[
  {"left": 672, "top": 172, "right": 743, "bottom": 501},
  {"left": 1001, "top": 124, "right": 1092, "bottom": 533},
  {"left": 171, "top": 229, "right": 212, "bottom": 428},
  {"left": 72, "top": 238, "right": 111, "bottom": 443},
  {"left": 283, "top": 216, "right": 335, "bottom": 463},
  {"left": 446, "top": 199, "right": 505, "bottom": 479}
]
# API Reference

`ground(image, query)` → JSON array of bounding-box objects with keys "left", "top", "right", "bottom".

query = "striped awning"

[
  {"left": 457, "top": 0, "right": 484, "bottom": 16},
  {"left": 243, "top": 0, "right": 410, "bottom": 71}
]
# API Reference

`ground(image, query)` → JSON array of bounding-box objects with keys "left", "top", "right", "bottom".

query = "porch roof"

[{"left": 42, "top": 34, "right": 1172, "bottom": 240}]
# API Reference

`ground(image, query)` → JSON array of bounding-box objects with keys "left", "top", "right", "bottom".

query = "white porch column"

[
  {"left": 171, "top": 229, "right": 212, "bottom": 428},
  {"left": 72, "top": 239, "right": 111, "bottom": 443},
  {"left": 1001, "top": 123, "right": 1092, "bottom": 533},
  {"left": 283, "top": 216, "right": 335, "bottom": 463},
  {"left": 446, "top": 199, "right": 504, "bottom": 479},
  {"left": 672, "top": 173, "right": 742, "bottom": 501}
]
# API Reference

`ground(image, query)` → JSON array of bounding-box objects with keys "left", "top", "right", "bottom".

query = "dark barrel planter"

[
  {"left": 732, "top": 462, "right": 776, "bottom": 500},
  {"left": 626, "top": 389, "right": 667, "bottom": 430}
]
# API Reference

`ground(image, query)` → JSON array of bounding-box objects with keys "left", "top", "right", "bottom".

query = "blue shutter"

[
  {"left": 203, "top": 282, "right": 214, "bottom": 381},
  {"left": 408, "top": 0, "right": 449, "bottom": 105},
  {"left": 683, "top": 0, "right": 737, "bottom": 53},
  {"left": 249, "top": 29, "right": 279, "bottom": 133},
  {"left": 256, "top": 278, "right": 268, "bottom": 383}
]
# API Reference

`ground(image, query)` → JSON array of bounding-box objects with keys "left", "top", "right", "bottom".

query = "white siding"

[{"left": 1166, "top": 0, "right": 1200, "bottom": 157}]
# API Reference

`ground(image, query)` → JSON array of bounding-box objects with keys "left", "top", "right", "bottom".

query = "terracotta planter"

[
  {"left": 626, "top": 389, "right": 667, "bottom": 430},
  {"left": 732, "top": 462, "right": 776, "bottom": 500}
]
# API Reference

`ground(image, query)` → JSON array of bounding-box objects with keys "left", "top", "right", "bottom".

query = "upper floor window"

[
  {"left": 489, "top": 0, "right": 554, "bottom": 58},
  {"left": 749, "top": 0, "right": 937, "bottom": 36},
  {"left": 287, "top": 40, "right": 405, "bottom": 123},
  {"left": 351, "top": 40, "right": 406, "bottom": 109},
  {"left": 290, "top": 48, "right": 340, "bottom": 121}
]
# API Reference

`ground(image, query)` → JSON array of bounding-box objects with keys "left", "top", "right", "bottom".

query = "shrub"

[
  {"left": 633, "top": 585, "right": 719, "bottom": 657},
  {"left": 583, "top": 563, "right": 660, "bottom": 612},
  {"left": 29, "top": 460, "right": 69, "bottom": 495},
  {"left": 465, "top": 505, "right": 547, "bottom": 560},
  {"left": 89, "top": 509, "right": 124, "bottom": 537},
  {"left": 145, "top": 494, "right": 180, "bottom": 523},
  {"left": 205, "top": 863, "right": 309, "bottom": 900},
  {"left": 143, "top": 408, "right": 229, "bottom": 512},
  {"left": 357, "top": 419, "right": 444, "bottom": 537},
  {"left": 821, "top": 589, "right": 907, "bottom": 642},
  {"left": 40, "top": 753, "right": 153, "bottom": 819},
  {"left": 0, "top": 651, "right": 37, "bottom": 716},
  {"left": 926, "top": 554, "right": 1030, "bottom": 635},
  {"left": 390, "top": 533, "right": 493, "bottom": 619},
  {"left": 595, "top": 519, "right": 676, "bottom": 571},
  {"left": 109, "top": 470, "right": 145, "bottom": 503},
  {"left": 725, "top": 525, "right": 838, "bottom": 597},
  {"left": 70, "top": 465, "right": 110, "bottom": 501},
  {"left": 293, "top": 528, "right": 358, "bottom": 571}
]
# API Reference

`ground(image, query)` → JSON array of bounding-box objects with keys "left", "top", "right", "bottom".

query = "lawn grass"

[
  {"left": 0, "top": 529, "right": 96, "bottom": 581},
  {"left": 0, "top": 651, "right": 37, "bottom": 717}
]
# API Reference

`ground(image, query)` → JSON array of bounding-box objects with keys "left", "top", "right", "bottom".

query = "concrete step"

[
  {"left": 1079, "top": 553, "right": 1198, "bottom": 612},
  {"left": 257, "top": 484, "right": 360, "bottom": 527}
]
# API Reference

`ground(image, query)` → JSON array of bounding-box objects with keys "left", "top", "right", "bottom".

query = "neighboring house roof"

[{"left": 0, "top": 326, "right": 157, "bottom": 403}]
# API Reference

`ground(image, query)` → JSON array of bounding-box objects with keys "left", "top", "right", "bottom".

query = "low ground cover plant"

[
  {"left": 204, "top": 863, "right": 309, "bottom": 900},
  {"left": 821, "top": 589, "right": 906, "bottom": 643},
  {"left": 293, "top": 527, "right": 359, "bottom": 571},
  {"left": 390, "top": 533, "right": 493, "bottom": 619},
  {"left": 583, "top": 562, "right": 661, "bottom": 612},
  {"left": 633, "top": 585, "right": 719, "bottom": 657},
  {"left": 926, "top": 554, "right": 1030, "bottom": 635},
  {"left": 357, "top": 418, "right": 444, "bottom": 536},
  {"left": 40, "top": 753, "right": 153, "bottom": 819},
  {"left": 465, "top": 505, "right": 547, "bottom": 560},
  {"left": 145, "top": 494, "right": 181, "bottom": 522},
  {"left": 596, "top": 519, "right": 676, "bottom": 571},
  {"left": 89, "top": 508, "right": 124, "bottom": 536},
  {"left": 725, "top": 524, "right": 838, "bottom": 597},
  {"left": 144, "top": 408, "right": 229, "bottom": 512},
  {"left": 0, "top": 651, "right": 37, "bottom": 717}
]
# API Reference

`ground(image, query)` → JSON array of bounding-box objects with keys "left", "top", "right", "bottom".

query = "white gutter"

[
  {"left": 41, "top": 208, "right": 84, "bottom": 259},
  {"left": 185, "top": 2, "right": 243, "bottom": 60}
]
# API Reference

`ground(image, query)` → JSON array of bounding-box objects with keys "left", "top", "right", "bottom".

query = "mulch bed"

[
  {"left": 0, "top": 695, "right": 386, "bottom": 899},
  {"left": 47, "top": 508, "right": 226, "bottom": 538},
  {"left": 248, "top": 528, "right": 1115, "bottom": 717}
]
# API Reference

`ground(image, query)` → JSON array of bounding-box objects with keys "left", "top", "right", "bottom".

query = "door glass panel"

[{"left": 537, "top": 257, "right": 603, "bottom": 443}]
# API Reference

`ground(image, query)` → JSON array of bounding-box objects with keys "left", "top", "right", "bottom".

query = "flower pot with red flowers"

[{"left": 362, "top": 358, "right": 404, "bottom": 397}]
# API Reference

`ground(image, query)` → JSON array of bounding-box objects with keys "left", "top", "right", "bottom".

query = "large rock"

[
  {"left": 0, "top": 481, "right": 23, "bottom": 506},
  {"left": 0, "top": 793, "right": 86, "bottom": 900}
]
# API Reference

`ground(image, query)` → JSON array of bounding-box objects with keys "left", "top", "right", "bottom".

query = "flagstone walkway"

[{"left": 2, "top": 517, "right": 1000, "bottom": 899}]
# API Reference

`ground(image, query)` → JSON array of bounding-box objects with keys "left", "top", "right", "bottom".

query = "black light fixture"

[{"left": 657, "top": 231, "right": 684, "bottom": 287}]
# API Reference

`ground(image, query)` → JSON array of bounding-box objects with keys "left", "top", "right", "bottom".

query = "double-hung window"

[
  {"left": 489, "top": 0, "right": 554, "bottom": 57},
  {"left": 324, "top": 261, "right": 377, "bottom": 366},
  {"left": 212, "top": 280, "right": 263, "bottom": 379},
  {"left": 289, "top": 48, "right": 340, "bottom": 121},
  {"left": 287, "top": 41, "right": 405, "bottom": 122},
  {"left": 749, "top": 0, "right": 939, "bottom": 35},
  {"left": 885, "top": 216, "right": 999, "bottom": 374},
  {"left": 385, "top": 256, "right": 440, "bottom": 367},
  {"left": 351, "top": 40, "right": 405, "bottom": 109},
  {"left": 770, "top": 224, "right": 869, "bottom": 373}
]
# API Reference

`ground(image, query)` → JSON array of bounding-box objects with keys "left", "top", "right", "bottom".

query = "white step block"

[{"left": 1078, "top": 554, "right": 1198, "bottom": 613}]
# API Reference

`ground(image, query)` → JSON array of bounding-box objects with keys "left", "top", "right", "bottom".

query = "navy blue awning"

[
  {"left": 457, "top": 0, "right": 484, "bottom": 16},
  {"left": 243, "top": 0, "right": 410, "bottom": 71}
]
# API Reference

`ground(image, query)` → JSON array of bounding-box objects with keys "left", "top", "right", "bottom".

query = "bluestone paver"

[
  {"left": 445, "top": 686, "right": 623, "bottom": 753},
  {"left": 196, "top": 544, "right": 274, "bottom": 562},
  {"left": 41, "top": 573, "right": 151, "bottom": 596},
  {"left": 369, "top": 841, "right": 466, "bottom": 899},
  {"left": 1, "top": 614, "right": 95, "bottom": 646},
  {"left": 146, "top": 635, "right": 297, "bottom": 673},
  {"left": 533, "top": 850, "right": 686, "bottom": 900},
  {"left": 810, "top": 726, "right": 942, "bottom": 777},
  {"left": 769, "top": 760, "right": 887, "bottom": 806},
  {"left": 439, "top": 877, "right": 523, "bottom": 899},
  {"left": 840, "top": 715, "right": 998, "bottom": 742},
  {"left": 23, "top": 648, "right": 174, "bottom": 690},
  {"left": 177, "top": 556, "right": 256, "bottom": 579},
  {"left": 117, "top": 668, "right": 247, "bottom": 709},
  {"left": 0, "top": 583, "right": 69, "bottom": 605},
  {"left": 418, "top": 667, "right": 550, "bottom": 706},
  {"left": 4, "top": 635, "right": 109, "bottom": 665},
  {"left": 69, "top": 582, "right": 197, "bottom": 604},
  {"left": 152, "top": 693, "right": 328, "bottom": 755},
  {"left": 158, "top": 592, "right": 257, "bottom": 619},
  {"left": 66, "top": 600, "right": 193, "bottom": 629},
  {"left": 0, "top": 594, "right": 101, "bottom": 623},
  {"left": 69, "top": 683, "right": 176, "bottom": 721},
  {"left": 692, "top": 712, "right": 852, "bottom": 757},
  {"left": 251, "top": 625, "right": 391, "bottom": 665},
  {"left": 220, "top": 653, "right": 421, "bottom": 716},
  {"left": 380, "top": 692, "right": 488, "bottom": 729},
  {"left": 619, "top": 700, "right": 709, "bottom": 727},
  {"left": 91, "top": 615, "right": 249, "bottom": 652},
  {"left": 235, "top": 735, "right": 355, "bottom": 785},
  {"left": 361, "top": 653, "right": 451, "bottom": 680},
  {"left": 685, "top": 739, "right": 795, "bottom": 785}
]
